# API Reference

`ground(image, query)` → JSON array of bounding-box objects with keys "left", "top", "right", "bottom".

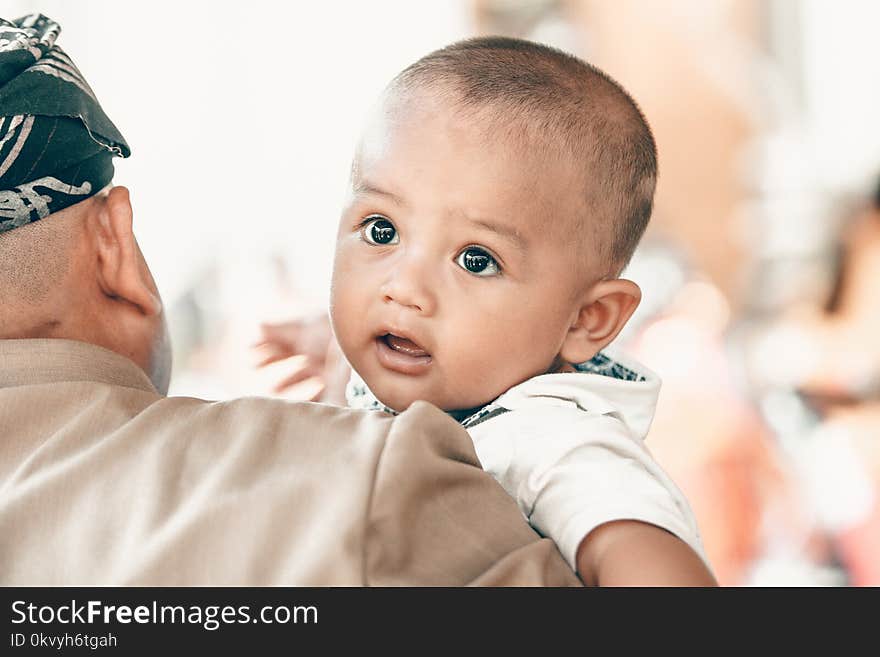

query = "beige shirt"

[{"left": 0, "top": 339, "right": 580, "bottom": 586}]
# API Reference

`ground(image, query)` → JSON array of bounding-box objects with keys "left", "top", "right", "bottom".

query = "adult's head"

[{"left": 0, "top": 14, "right": 170, "bottom": 392}]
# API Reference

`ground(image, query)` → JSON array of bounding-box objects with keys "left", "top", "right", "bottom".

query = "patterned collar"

[{"left": 346, "top": 350, "right": 647, "bottom": 429}]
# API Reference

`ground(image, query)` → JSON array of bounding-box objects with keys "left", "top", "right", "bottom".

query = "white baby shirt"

[{"left": 347, "top": 350, "right": 709, "bottom": 572}]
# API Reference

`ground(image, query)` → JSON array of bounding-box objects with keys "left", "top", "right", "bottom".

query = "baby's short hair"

[{"left": 389, "top": 36, "right": 657, "bottom": 272}]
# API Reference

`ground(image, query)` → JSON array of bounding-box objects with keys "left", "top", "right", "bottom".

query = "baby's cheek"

[
  {"left": 450, "top": 334, "right": 508, "bottom": 389},
  {"left": 329, "top": 290, "right": 362, "bottom": 355}
]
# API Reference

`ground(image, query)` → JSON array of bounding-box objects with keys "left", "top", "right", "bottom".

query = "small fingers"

[
  {"left": 254, "top": 345, "right": 297, "bottom": 368},
  {"left": 252, "top": 321, "right": 303, "bottom": 348},
  {"left": 272, "top": 365, "right": 322, "bottom": 393},
  {"left": 306, "top": 385, "right": 327, "bottom": 403}
]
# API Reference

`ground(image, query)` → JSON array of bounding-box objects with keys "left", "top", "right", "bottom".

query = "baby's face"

[{"left": 330, "top": 95, "right": 598, "bottom": 412}]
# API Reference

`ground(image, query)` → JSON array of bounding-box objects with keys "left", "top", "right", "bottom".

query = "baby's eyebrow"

[
  {"left": 467, "top": 217, "right": 528, "bottom": 254},
  {"left": 352, "top": 180, "right": 527, "bottom": 253},
  {"left": 352, "top": 180, "right": 406, "bottom": 207}
]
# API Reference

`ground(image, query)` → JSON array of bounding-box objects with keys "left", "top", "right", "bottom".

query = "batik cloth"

[{"left": 0, "top": 13, "right": 129, "bottom": 234}]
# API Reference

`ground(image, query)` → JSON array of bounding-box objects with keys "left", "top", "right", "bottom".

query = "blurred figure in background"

[
  {"left": 781, "top": 174, "right": 880, "bottom": 404},
  {"left": 744, "top": 173, "right": 880, "bottom": 585}
]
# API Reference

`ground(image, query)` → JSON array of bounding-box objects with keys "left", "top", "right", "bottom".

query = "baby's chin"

[{"left": 370, "top": 384, "right": 489, "bottom": 418}]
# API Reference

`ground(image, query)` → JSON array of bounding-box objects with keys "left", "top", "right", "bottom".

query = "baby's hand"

[{"left": 253, "top": 314, "right": 347, "bottom": 401}]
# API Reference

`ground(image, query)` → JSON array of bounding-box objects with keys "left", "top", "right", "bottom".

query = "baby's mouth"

[
  {"left": 382, "top": 333, "right": 430, "bottom": 358},
  {"left": 375, "top": 333, "right": 433, "bottom": 374}
]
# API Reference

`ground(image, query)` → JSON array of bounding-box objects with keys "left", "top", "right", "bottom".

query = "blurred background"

[{"left": 11, "top": 0, "right": 879, "bottom": 585}]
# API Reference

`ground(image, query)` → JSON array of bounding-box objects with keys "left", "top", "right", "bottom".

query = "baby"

[{"left": 261, "top": 36, "right": 715, "bottom": 585}]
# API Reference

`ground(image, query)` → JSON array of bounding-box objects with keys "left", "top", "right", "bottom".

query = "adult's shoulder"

[
  {"left": 145, "top": 393, "right": 394, "bottom": 444},
  {"left": 2, "top": 390, "right": 581, "bottom": 585}
]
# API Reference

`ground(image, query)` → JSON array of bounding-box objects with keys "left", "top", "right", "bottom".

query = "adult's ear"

[
  {"left": 88, "top": 186, "right": 161, "bottom": 316},
  {"left": 559, "top": 278, "right": 641, "bottom": 364}
]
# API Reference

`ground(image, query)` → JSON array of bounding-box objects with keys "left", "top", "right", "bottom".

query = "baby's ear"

[{"left": 559, "top": 279, "right": 641, "bottom": 364}]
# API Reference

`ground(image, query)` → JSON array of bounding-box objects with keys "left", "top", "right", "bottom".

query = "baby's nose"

[{"left": 379, "top": 259, "right": 437, "bottom": 315}]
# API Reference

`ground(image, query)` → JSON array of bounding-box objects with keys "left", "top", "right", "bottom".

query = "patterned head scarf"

[{"left": 0, "top": 13, "right": 129, "bottom": 234}]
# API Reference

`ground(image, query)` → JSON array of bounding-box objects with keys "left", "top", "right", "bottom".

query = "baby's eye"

[
  {"left": 456, "top": 247, "right": 500, "bottom": 277},
  {"left": 360, "top": 215, "right": 399, "bottom": 245}
]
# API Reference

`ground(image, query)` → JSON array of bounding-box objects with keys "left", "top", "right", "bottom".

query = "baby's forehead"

[
  {"left": 356, "top": 39, "right": 656, "bottom": 272},
  {"left": 356, "top": 88, "right": 613, "bottom": 259},
  {"left": 362, "top": 88, "right": 588, "bottom": 184}
]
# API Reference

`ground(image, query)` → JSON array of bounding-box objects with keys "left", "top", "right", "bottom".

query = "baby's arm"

[
  {"left": 576, "top": 519, "right": 717, "bottom": 586},
  {"left": 470, "top": 408, "right": 717, "bottom": 587}
]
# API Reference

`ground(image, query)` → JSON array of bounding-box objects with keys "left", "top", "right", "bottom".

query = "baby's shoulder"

[
  {"left": 466, "top": 397, "right": 657, "bottom": 483},
  {"left": 466, "top": 397, "right": 634, "bottom": 446},
  {"left": 476, "top": 352, "right": 661, "bottom": 440}
]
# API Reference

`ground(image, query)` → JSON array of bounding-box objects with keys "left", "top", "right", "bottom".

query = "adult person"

[{"left": 0, "top": 13, "right": 580, "bottom": 586}]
